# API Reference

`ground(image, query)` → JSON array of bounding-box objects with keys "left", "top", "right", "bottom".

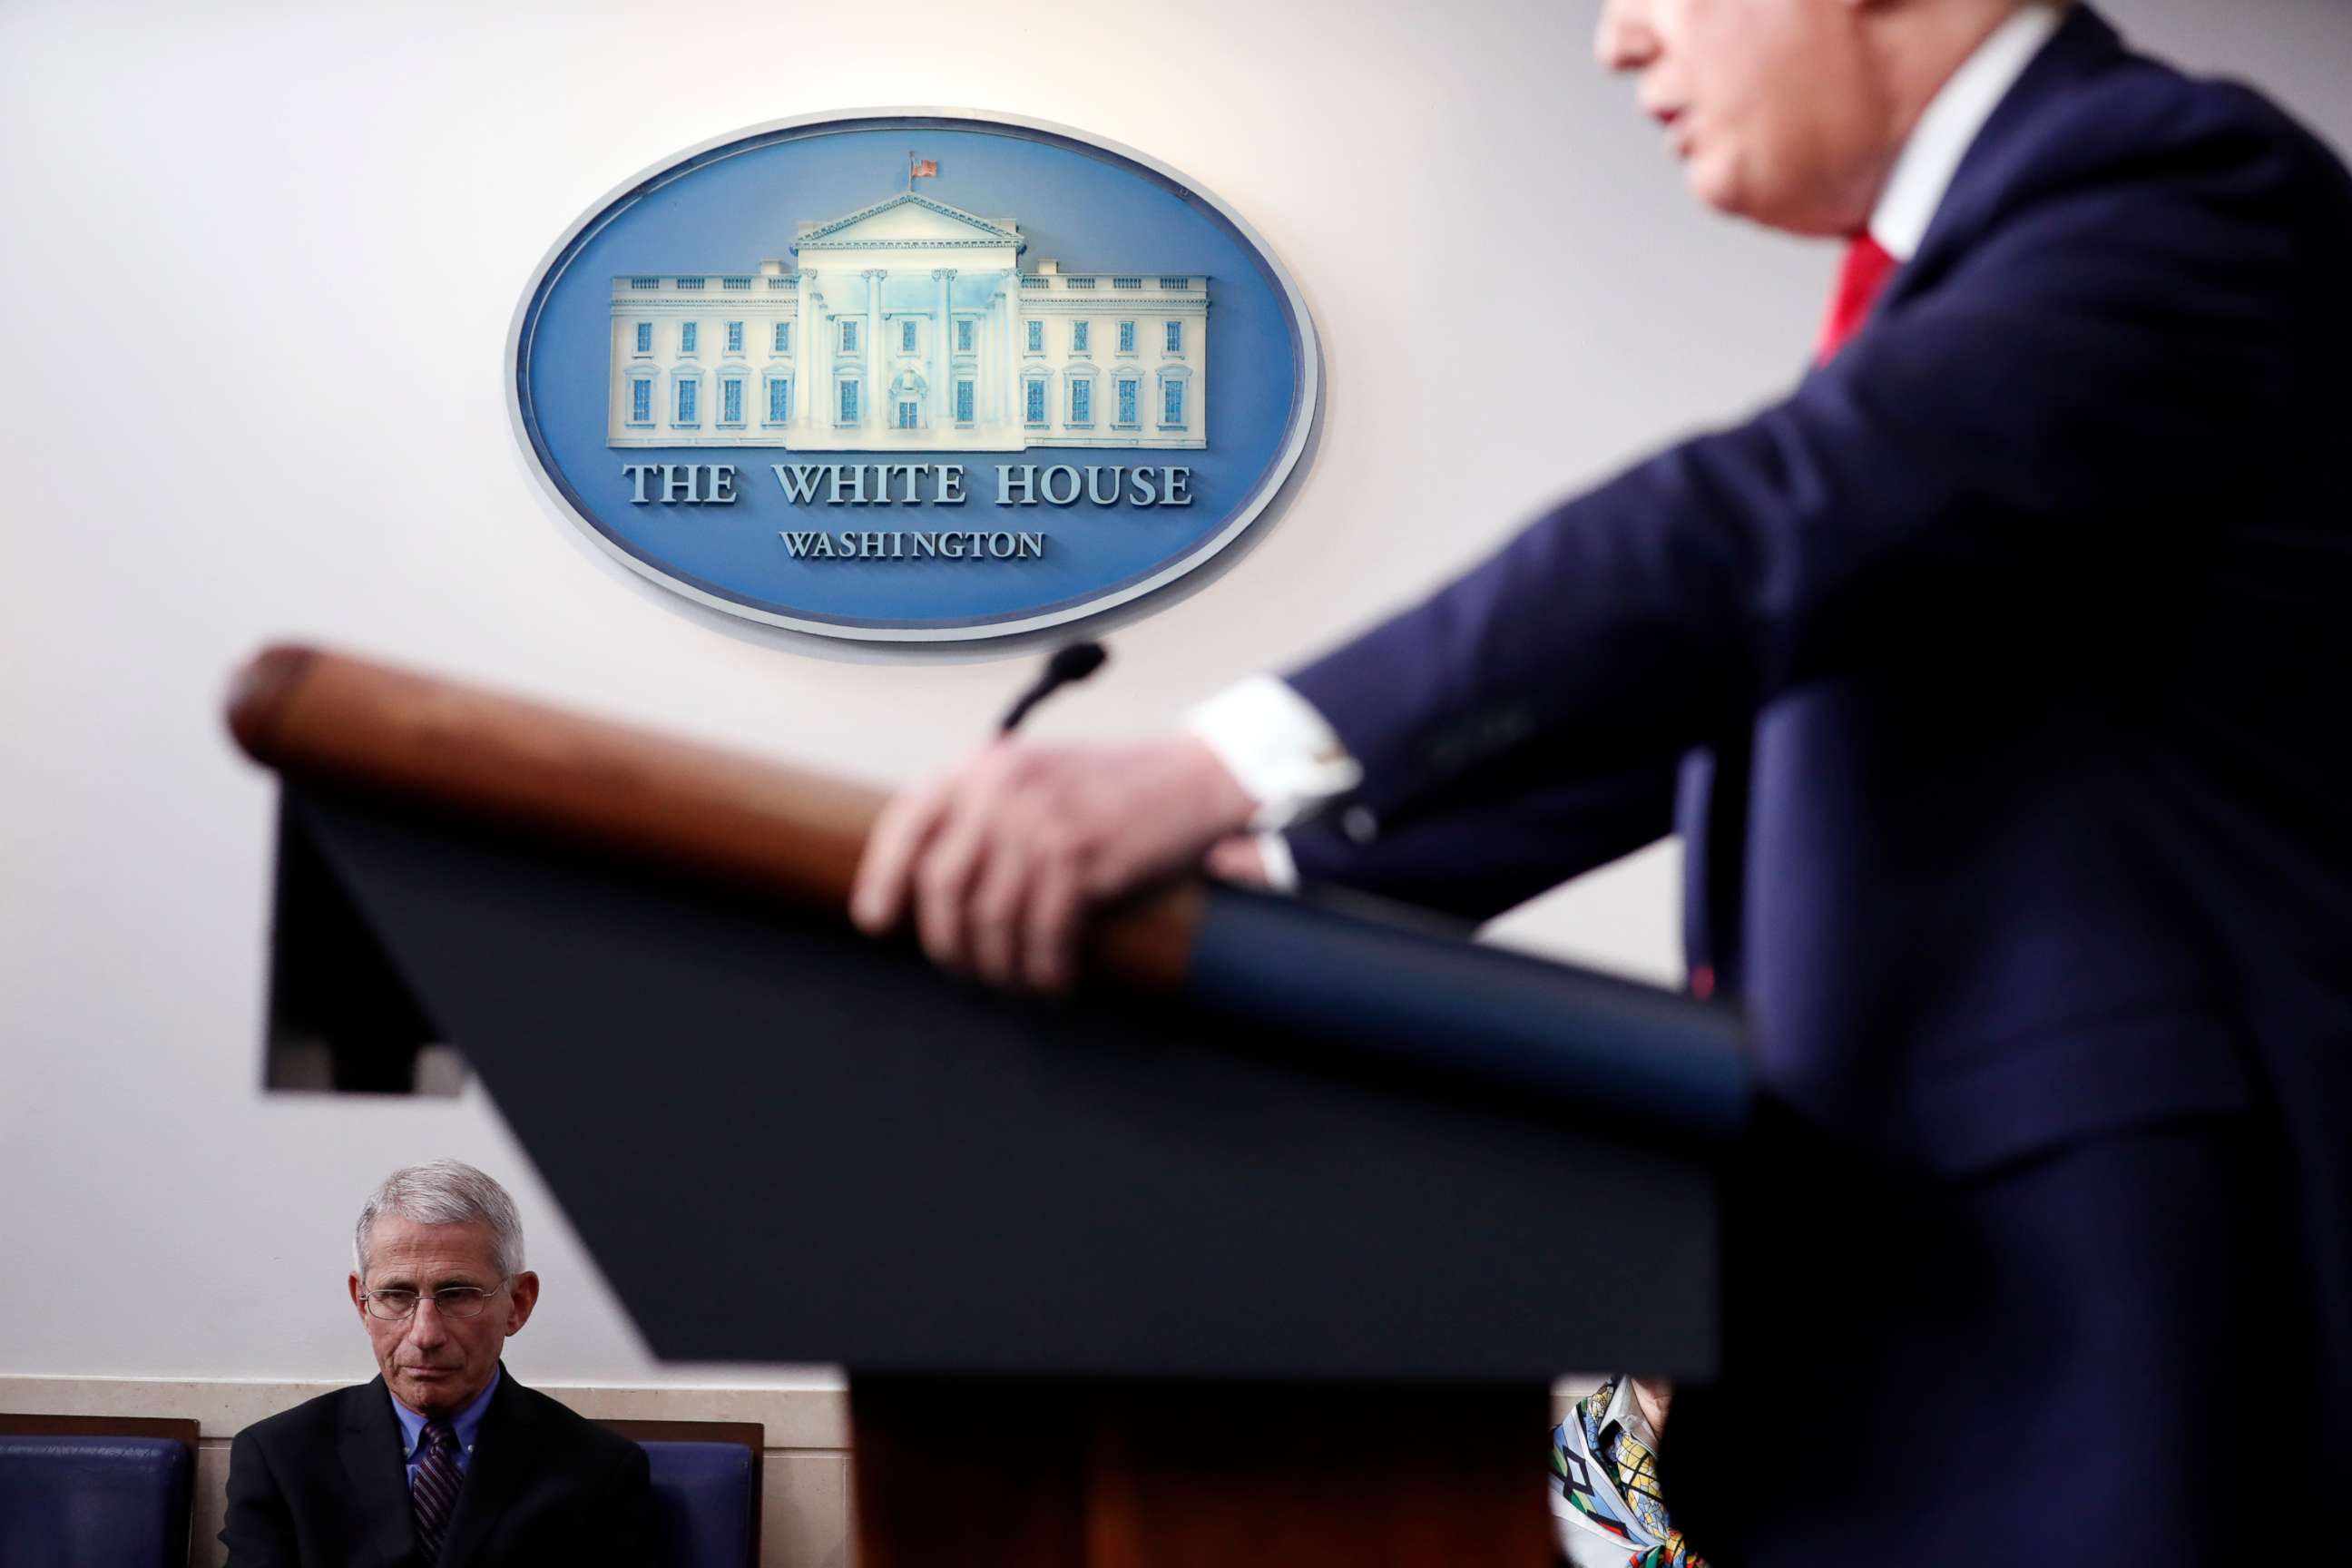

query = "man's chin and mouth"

[
  {"left": 397, "top": 1367, "right": 471, "bottom": 1399},
  {"left": 1649, "top": 104, "right": 1694, "bottom": 159},
  {"left": 1669, "top": 140, "right": 1751, "bottom": 217}
]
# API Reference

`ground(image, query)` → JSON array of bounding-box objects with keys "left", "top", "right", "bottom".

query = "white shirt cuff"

[
  {"left": 1184, "top": 674, "right": 1364, "bottom": 833},
  {"left": 1255, "top": 831, "right": 1300, "bottom": 895}
]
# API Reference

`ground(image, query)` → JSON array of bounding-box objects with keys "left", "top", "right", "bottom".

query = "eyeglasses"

[{"left": 359, "top": 1283, "right": 506, "bottom": 1321}]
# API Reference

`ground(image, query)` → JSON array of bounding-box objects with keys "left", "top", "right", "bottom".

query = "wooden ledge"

[{"left": 226, "top": 643, "right": 1199, "bottom": 991}]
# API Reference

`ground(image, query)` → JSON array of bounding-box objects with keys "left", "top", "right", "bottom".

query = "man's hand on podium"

[{"left": 850, "top": 734, "right": 1257, "bottom": 993}]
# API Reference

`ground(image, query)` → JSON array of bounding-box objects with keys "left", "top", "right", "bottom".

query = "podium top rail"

[
  {"left": 228, "top": 643, "right": 1749, "bottom": 1137},
  {"left": 227, "top": 642, "right": 1197, "bottom": 987}
]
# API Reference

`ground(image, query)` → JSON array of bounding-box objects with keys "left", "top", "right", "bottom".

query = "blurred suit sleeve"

[
  {"left": 1284, "top": 756, "right": 1678, "bottom": 924},
  {"left": 1281, "top": 123, "right": 2296, "bottom": 821}
]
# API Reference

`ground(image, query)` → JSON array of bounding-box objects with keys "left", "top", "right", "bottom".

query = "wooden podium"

[{"left": 227, "top": 645, "right": 1749, "bottom": 1566}]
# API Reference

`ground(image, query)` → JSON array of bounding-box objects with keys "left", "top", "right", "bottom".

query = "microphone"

[{"left": 998, "top": 642, "right": 1109, "bottom": 733}]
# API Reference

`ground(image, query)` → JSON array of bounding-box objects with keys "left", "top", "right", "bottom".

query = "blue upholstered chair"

[
  {"left": 636, "top": 1436, "right": 760, "bottom": 1568},
  {"left": 0, "top": 1427, "right": 193, "bottom": 1568}
]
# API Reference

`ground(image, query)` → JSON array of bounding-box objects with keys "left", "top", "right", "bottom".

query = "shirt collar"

[
  {"left": 389, "top": 1363, "right": 501, "bottom": 1459},
  {"left": 1869, "top": 3, "right": 2067, "bottom": 260}
]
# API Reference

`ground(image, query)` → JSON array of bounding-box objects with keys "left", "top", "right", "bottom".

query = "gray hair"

[{"left": 352, "top": 1160, "right": 525, "bottom": 1281}]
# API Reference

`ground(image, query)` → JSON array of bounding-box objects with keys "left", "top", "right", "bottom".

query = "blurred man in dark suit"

[
  {"left": 853, "top": 2, "right": 2352, "bottom": 1561},
  {"left": 220, "top": 1161, "right": 651, "bottom": 1566}
]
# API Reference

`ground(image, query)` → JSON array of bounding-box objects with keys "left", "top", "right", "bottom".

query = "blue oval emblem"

[{"left": 508, "top": 111, "right": 1319, "bottom": 644}]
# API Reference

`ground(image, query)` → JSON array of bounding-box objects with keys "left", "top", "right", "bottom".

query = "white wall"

[{"left": 4, "top": 0, "right": 2347, "bottom": 1387}]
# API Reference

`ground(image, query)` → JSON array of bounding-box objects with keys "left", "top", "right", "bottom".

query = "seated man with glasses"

[{"left": 220, "top": 1160, "right": 652, "bottom": 1566}]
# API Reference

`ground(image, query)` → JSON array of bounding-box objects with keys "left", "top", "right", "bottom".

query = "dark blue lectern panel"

[{"left": 275, "top": 789, "right": 1729, "bottom": 1382}]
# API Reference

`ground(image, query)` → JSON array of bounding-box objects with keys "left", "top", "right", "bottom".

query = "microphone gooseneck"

[{"left": 998, "top": 642, "right": 1109, "bottom": 733}]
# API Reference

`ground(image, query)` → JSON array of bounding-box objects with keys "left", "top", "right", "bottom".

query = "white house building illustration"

[{"left": 608, "top": 191, "right": 1208, "bottom": 452}]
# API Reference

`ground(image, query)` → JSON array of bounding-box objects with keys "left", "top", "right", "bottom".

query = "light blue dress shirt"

[{"left": 388, "top": 1364, "right": 500, "bottom": 1486}]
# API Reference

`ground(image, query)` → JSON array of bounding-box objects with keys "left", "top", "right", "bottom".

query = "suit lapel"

[
  {"left": 434, "top": 1365, "right": 534, "bottom": 1568},
  {"left": 1884, "top": 5, "right": 2126, "bottom": 318},
  {"left": 338, "top": 1377, "right": 421, "bottom": 1568}
]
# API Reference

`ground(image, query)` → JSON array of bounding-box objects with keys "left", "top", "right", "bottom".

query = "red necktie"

[{"left": 1815, "top": 232, "right": 1898, "bottom": 365}]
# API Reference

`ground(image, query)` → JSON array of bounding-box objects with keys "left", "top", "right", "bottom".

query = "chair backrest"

[
  {"left": 0, "top": 1414, "right": 199, "bottom": 1568},
  {"left": 596, "top": 1419, "right": 762, "bottom": 1568}
]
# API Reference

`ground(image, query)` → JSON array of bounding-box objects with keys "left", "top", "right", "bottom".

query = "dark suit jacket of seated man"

[{"left": 220, "top": 1160, "right": 652, "bottom": 1566}]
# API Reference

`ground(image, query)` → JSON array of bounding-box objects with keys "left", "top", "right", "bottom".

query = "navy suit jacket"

[
  {"left": 1284, "top": 2, "right": 2351, "bottom": 1476},
  {"left": 220, "top": 1369, "right": 652, "bottom": 1567}
]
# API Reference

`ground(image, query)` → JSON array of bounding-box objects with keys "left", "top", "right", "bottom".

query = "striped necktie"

[{"left": 410, "top": 1417, "right": 463, "bottom": 1563}]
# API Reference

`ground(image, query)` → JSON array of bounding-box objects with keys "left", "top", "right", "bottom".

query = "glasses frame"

[{"left": 358, "top": 1279, "right": 512, "bottom": 1322}]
